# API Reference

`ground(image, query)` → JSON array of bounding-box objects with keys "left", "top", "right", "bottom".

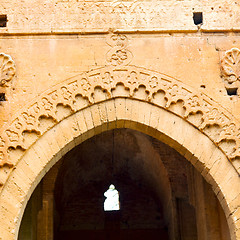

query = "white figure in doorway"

[{"left": 104, "top": 184, "right": 120, "bottom": 211}]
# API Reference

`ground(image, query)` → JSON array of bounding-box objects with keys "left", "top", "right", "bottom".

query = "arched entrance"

[
  {"left": 18, "top": 128, "right": 230, "bottom": 240},
  {"left": 0, "top": 66, "right": 239, "bottom": 239}
]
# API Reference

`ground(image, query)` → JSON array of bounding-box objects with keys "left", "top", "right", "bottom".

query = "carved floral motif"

[
  {"left": 81, "top": 78, "right": 91, "bottom": 92},
  {"left": 106, "top": 34, "right": 132, "bottom": 66},
  {"left": 221, "top": 48, "right": 240, "bottom": 95},
  {"left": 0, "top": 65, "right": 239, "bottom": 186},
  {"left": 149, "top": 76, "right": 158, "bottom": 88},
  {"left": 102, "top": 72, "right": 113, "bottom": 85},
  {"left": 0, "top": 53, "right": 16, "bottom": 87}
]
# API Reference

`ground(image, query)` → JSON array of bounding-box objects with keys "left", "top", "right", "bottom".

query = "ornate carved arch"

[
  {"left": 0, "top": 99, "right": 239, "bottom": 240},
  {"left": 0, "top": 65, "right": 240, "bottom": 186},
  {"left": 0, "top": 64, "right": 239, "bottom": 238}
]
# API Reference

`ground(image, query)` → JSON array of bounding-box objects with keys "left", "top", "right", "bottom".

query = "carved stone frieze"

[
  {"left": 0, "top": 53, "right": 16, "bottom": 87},
  {"left": 221, "top": 48, "right": 240, "bottom": 95},
  {"left": 0, "top": 65, "right": 239, "bottom": 187},
  {"left": 0, "top": 1, "right": 198, "bottom": 33}
]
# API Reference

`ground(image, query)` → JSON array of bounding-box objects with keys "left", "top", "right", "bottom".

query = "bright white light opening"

[{"left": 104, "top": 184, "right": 120, "bottom": 211}]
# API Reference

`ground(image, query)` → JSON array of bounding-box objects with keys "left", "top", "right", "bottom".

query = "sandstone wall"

[
  {"left": 0, "top": 0, "right": 239, "bottom": 33},
  {"left": 0, "top": 1, "right": 240, "bottom": 239}
]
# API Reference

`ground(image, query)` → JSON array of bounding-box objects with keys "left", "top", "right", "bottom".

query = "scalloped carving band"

[{"left": 0, "top": 64, "right": 239, "bottom": 186}]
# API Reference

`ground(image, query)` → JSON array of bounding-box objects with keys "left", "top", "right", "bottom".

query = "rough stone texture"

[{"left": 0, "top": 0, "right": 240, "bottom": 33}]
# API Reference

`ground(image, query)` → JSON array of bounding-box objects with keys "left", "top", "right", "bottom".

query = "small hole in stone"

[
  {"left": 0, "top": 93, "right": 6, "bottom": 101},
  {"left": 200, "top": 85, "right": 206, "bottom": 88},
  {"left": 0, "top": 15, "right": 7, "bottom": 27},
  {"left": 193, "top": 12, "right": 203, "bottom": 25},
  {"left": 227, "top": 88, "right": 238, "bottom": 96}
]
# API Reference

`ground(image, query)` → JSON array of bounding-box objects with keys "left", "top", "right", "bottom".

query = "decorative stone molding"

[
  {"left": 221, "top": 48, "right": 240, "bottom": 95},
  {"left": 0, "top": 65, "right": 240, "bottom": 186}
]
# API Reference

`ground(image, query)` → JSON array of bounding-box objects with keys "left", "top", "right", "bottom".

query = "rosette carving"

[
  {"left": 0, "top": 53, "right": 16, "bottom": 87},
  {"left": 221, "top": 48, "right": 240, "bottom": 95}
]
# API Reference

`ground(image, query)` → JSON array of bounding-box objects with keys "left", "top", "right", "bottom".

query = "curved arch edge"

[{"left": 0, "top": 98, "right": 239, "bottom": 240}]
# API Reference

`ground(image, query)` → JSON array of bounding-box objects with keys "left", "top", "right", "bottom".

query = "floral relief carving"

[
  {"left": 221, "top": 48, "right": 240, "bottom": 95},
  {"left": 106, "top": 34, "right": 132, "bottom": 66},
  {"left": 184, "top": 95, "right": 203, "bottom": 117},
  {"left": 0, "top": 53, "right": 16, "bottom": 87},
  {"left": 5, "top": 130, "right": 19, "bottom": 142},
  {"left": 218, "top": 123, "right": 237, "bottom": 143},
  {"left": 61, "top": 86, "right": 73, "bottom": 101},
  {"left": 81, "top": 77, "right": 91, "bottom": 92},
  {"left": 42, "top": 97, "right": 54, "bottom": 112},
  {"left": 149, "top": 76, "right": 159, "bottom": 88},
  {"left": 0, "top": 65, "right": 239, "bottom": 186},
  {"left": 22, "top": 112, "right": 36, "bottom": 127},
  {"left": 102, "top": 72, "right": 113, "bottom": 85},
  {"left": 127, "top": 71, "right": 138, "bottom": 86}
]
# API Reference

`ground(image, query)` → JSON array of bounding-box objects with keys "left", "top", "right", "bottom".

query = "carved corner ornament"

[
  {"left": 221, "top": 48, "right": 240, "bottom": 95},
  {"left": 0, "top": 53, "right": 16, "bottom": 87}
]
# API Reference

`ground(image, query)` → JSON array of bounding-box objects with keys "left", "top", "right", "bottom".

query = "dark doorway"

[{"left": 18, "top": 129, "right": 231, "bottom": 240}]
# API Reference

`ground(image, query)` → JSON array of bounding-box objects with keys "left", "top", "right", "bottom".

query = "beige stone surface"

[
  {"left": 0, "top": 0, "right": 240, "bottom": 33},
  {"left": 1, "top": 34, "right": 240, "bottom": 121}
]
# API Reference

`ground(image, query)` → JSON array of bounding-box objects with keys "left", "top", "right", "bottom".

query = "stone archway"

[{"left": 0, "top": 66, "right": 239, "bottom": 240}]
